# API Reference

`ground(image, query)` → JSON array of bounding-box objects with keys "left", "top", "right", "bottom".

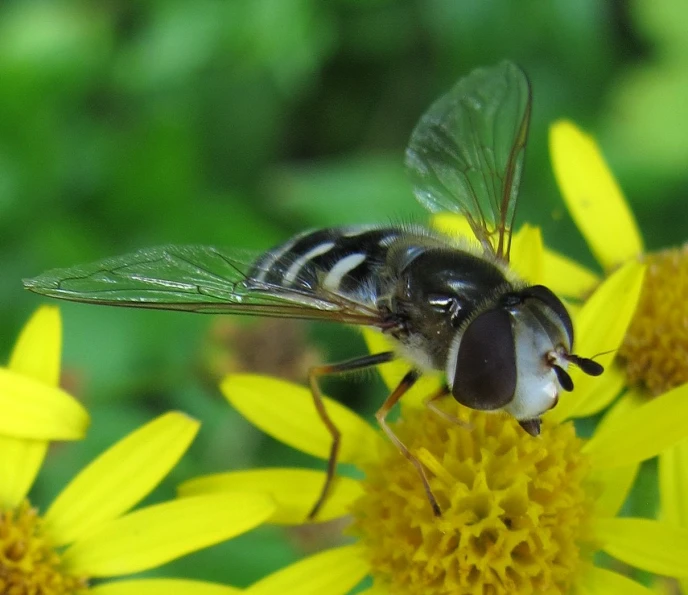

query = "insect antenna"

[
  {"left": 552, "top": 365, "right": 574, "bottom": 391},
  {"left": 565, "top": 353, "right": 604, "bottom": 377}
]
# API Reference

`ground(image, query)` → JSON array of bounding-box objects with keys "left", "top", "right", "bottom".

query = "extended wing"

[
  {"left": 405, "top": 61, "right": 532, "bottom": 262},
  {"left": 23, "top": 245, "right": 383, "bottom": 327}
]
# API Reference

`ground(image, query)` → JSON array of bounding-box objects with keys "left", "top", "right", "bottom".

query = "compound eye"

[
  {"left": 453, "top": 309, "right": 516, "bottom": 411},
  {"left": 522, "top": 285, "right": 574, "bottom": 345}
]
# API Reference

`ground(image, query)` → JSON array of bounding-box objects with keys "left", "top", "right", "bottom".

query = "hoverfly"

[{"left": 24, "top": 62, "right": 603, "bottom": 518}]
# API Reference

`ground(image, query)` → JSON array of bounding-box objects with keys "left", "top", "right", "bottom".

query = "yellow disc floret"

[
  {"left": 619, "top": 245, "right": 688, "bottom": 396},
  {"left": 0, "top": 501, "right": 87, "bottom": 594},
  {"left": 350, "top": 404, "right": 595, "bottom": 595}
]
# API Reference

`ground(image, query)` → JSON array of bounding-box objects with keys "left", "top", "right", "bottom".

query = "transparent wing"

[
  {"left": 23, "top": 245, "right": 384, "bottom": 327},
  {"left": 405, "top": 61, "right": 532, "bottom": 262}
]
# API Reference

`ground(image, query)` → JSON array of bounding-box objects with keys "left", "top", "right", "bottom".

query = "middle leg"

[{"left": 307, "top": 350, "right": 396, "bottom": 520}]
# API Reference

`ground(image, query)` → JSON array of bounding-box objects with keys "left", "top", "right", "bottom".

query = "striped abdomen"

[{"left": 249, "top": 226, "right": 406, "bottom": 304}]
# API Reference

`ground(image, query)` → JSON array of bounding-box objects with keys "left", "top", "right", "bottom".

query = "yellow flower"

[
  {"left": 0, "top": 308, "right": 275, "bottom": 594},
  {"left": 550, "top": 120, "right": 688, "bottom": 594},
  {"left": 550, "top": 119, "right": 688, "bottom": 399},
  {"left": 179, "top": 254, "right": 688, "bottom": 594},
  {"left": 0, "top": 410, "right": 274, "bottom": 594}
]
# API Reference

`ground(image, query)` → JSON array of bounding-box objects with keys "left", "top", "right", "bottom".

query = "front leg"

[
  {"left": 375, "top": 369, "right": 442, "bottom": 517},
  {"left": 424, "top": 384, "right": 470, "bottom": 428}
]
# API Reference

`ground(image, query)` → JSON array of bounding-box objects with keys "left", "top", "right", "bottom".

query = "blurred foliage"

[
  {"left": 602, "top": 0, "right": 688, "bottom": 231},
  {"left": 1, "top": 0, "right": 686, "bottom": 589}
]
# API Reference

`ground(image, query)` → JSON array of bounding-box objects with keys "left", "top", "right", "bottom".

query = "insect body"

[
  {"left": 24, "top": 62, "right": 603, "bottom": 517},
  {"left": 251, "top": 223, "right": 580, "bottom": 423}
]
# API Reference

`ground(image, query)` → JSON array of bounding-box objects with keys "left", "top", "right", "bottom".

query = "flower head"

[
  {"left": 550, "top": 118, "right": 688, "bottom": 595},
  {"left": 550, "top": 120, "right": 688, "bottom": 399},
  {"left": 180, "top": 252, "right": 688, "bottom": 594},
  {"left": 350, "top": 406, "right": 594, "bottom": 594},
  {"left": 0, "top": 410, "right": 275, "bottom": 594},
  {"left": 619, "top": 244, "right": 688, "bottom": 395},
  {"left": 0, "top": 309, "right": 274, "bottom": 593}
]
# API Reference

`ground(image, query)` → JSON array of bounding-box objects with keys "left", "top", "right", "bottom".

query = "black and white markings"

[
  {"left": 323, "top": 253, "right": 367, "bottom": 291},
  {"left": 283, "top": 241, "right": 336, "bottom": 286},
  {"left": 249, "top": 226, "right": 406, "bottom": 301}
]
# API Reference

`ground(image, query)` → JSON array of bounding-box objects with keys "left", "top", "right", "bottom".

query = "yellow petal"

[
  {"left": 44, "top": 412, "right": 199, "bottom": 546},
  {"left": 589, "top": 463, "right": 638, "bottom": 519},
  {"left": 549, "top": 120, "right": 643, "bottom": 270},
  {"left": 595, "top": 388, "right": 645, "bottom": 435},
  {"left": 433, "top": 213, "right": 599, "bottom": 299},
  {"left": 585, "top": 382, "right": 688, "bottom": 469},
  {"left": 566, "top": 364, "right": 626, "bottom": 420},
  {"left": 0, "top": 368, "right": 89, "bottom": 439},
  {"left": 510, "top": 224, "right": 544, "bottom": 284},
  {"left": 594, "top": 517, "right": 688, "bottom": 577},
  {"left": 247, "top": 545, "right": 368, "bottom": 595},
  {"left": 0, "top": 436, "right": 47, "bottom": 508},
  {"left": 430, "top": 213, "right": 477, "bottom": 242},
  {"left": 549, "top": 260, "right": 644, "bottom": 423},
  {"left": 541, "top": 248, "right": 600, "bottom": 300},
  {"left": 578, "top": 565, "right": 654, "bottom": 595},
  {"left": 221, "top": 375, "right": 380, "bottom": 466},
  {"left": 361, "top": 329, "right": 442, "bottom": 408},
  {"left": 586, "top": 391, "right": 643, "bottom": 518},
  {"left": 565, "top": 302, "right": 580, "bottom": 318},
  {"left": 659, "top": 436, "right": 688, "bottom": 525},
  {"left": 10, "top": 306, "right": 61, "bottom": 385},
  {"left": 179, "top": 468, "right": 362, "bottom": 525},
  {"left": 89, "top": 579, "right": 241, "bottom": 595},
  {"left": 63, "top": 493, "right": 274, "bottom": 576}
]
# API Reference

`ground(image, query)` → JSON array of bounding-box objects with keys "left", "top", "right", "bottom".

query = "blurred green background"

[{"left": 1, "top": 0, "right": 687, "bottom": 589}]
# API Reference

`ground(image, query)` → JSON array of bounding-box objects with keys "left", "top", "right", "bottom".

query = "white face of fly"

[{"left": 501, "top": 313, "right": 570, "bottom": 421}]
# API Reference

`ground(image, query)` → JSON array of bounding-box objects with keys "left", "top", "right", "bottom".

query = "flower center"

[
  {"left": 0, "top": 501, "right": 88, "bottom": 594},
  {"left": 350, "top": 404, "right": 595, "bottom": 595},
  {"left": 619, "top": 245, "right": 688, "bottom": 396}
]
